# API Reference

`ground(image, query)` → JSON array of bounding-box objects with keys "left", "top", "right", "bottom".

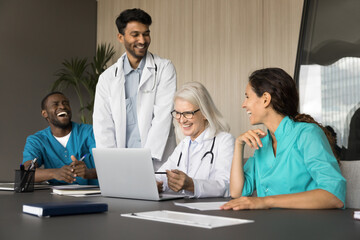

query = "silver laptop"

[{"left": 93, "top": 148, "right": 184, "bottom": 201}]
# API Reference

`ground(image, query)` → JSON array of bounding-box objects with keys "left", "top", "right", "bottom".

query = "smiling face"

[
  {"left": 42, "top": 93, "right": 72, "bottom": 130},
  {"left": 118, "top": 21, "right": 151, "bottom": 64},
  {"left": 174, "top": 98, "right": 207, "bottom": 141},
  {"left": 242, "top": 83, "right": 268, "bottom": 125}
]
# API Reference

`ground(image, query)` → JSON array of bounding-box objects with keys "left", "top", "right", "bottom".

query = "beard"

[
  {"left": 48, "top": 116, "right": 72, "bottom": 130},
  {"left": 124, "top": 42, "right": 148, "bottom": 60}
]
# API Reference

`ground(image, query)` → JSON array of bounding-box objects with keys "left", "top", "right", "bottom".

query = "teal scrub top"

[
  {"left": 22, "top": 122, "right": 98, "bottom": 185},
  {"left": 242, "top": 116, "right": 346, "bottom": 206}
]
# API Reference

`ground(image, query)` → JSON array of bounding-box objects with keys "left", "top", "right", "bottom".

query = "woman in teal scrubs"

[{"left": 221, "top": 68, "right": 346, "bottom": 210}]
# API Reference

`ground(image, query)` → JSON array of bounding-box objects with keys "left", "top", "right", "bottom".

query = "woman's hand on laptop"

[{"left": 156, "top": 181, "right": 163, "bottom": 193}]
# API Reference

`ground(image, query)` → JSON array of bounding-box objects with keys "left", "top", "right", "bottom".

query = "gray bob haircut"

[{"left": 174, "top": 82, "right": 230, "bottom": 139}]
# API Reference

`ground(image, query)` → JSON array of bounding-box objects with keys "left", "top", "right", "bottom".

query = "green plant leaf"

[{"left": 52, "top": 44, "right": 115, "bottom": 124}]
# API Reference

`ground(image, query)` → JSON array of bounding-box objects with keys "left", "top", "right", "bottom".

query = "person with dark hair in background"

[
  {"left": 93, "top": 8, "right": 176, "bottom": 170},
  {"left": 221, "top": 68, "right": 346, "bottom": 210},
  {"left": 342, "top": 107, "right": 360, "bottom": 160},
  {"left": 22, "top": 92, "right": 98, "bottom": 185},
  {"left": 325, "top": 125, "right": 342, "bottom": 159}
]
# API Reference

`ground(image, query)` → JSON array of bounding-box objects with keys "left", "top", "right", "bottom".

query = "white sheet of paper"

[
  {"left": 51, "top": 192, "right": 101, "bottom": 197},
  {"left": 121, "top": 210, "right": 254, "bottom": 229},
  {"left": 51, "top": 185, "right": 99, "bottom": 190},
  {"left": 67, "top": 193, "right": 102, "bottom": 197},
  {"left": 173, "top": 201, "right": 228, "bottom": 211}
]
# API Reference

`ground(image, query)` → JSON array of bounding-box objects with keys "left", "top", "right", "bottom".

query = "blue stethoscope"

[
  {"left": 177, "top": 137, "right": 216, "bottom": 167},
  {"left": 114, "top": 53, "right": 157, "bottom": 93}
]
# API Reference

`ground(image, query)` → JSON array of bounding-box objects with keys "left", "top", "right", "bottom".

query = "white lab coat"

[
  {"left": 156, "top": 129, "right": 235, "bottom": 198},
  {"left": 93, "top": 52, "right": 177, "bottom": 163}
]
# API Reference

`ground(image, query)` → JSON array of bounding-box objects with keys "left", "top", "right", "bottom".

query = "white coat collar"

[
  {"left": 116, "top": 52, "right": 156, "bottom": 89},
  {"left": 123, "top": 54, "right": 146, "bottom": 75},
  {"left": 182, "top": 127, "right": 212, "bottom": 145}
]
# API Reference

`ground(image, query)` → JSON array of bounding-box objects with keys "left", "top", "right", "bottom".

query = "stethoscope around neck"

[
  {"left": 114, "top": 53, "right": 157, "bottom": 93},
  {"left": 177, "top": 137, "right": 216, "bottom": 167}
]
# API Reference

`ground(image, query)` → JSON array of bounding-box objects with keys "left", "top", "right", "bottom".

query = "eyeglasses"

[{"left": 171, "top": 109, "right": 200, "bottom": 119}]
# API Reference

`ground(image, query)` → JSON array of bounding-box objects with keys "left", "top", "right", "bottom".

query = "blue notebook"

[{"left": 23, "top": 201, "right": 108, "bottom": 217}]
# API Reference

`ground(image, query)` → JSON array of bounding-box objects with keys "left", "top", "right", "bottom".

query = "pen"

[
  {"left": 73, "top": 154, "right": 87, "bottom": 168},
  {"left": 29, "top": 158, "right": 37, "bottom": 170},
  {"left": 21, "top": 158, "right": 37, "bottom": 191},
  {"left": 27, "top": 157, "right": 37, "bottom": 171},
  {"left": 79, "top": 154, "right": 87, "bottom": 161},
  {"left": 155, "top": 172, "right": 167, "bottom": 174}
]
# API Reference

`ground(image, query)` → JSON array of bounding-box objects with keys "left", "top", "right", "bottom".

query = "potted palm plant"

[{"left": 52, "top": 43, "right": 115, "bottom": 123}]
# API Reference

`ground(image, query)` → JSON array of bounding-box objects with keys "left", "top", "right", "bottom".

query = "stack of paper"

[
  {"left": 174, "top": 201, "right": 228, "bottom": 211},
  {"left": 354, "top": 211, "right": 360, "bottom": 220},
  {"left": 122, "top": 210, "right": 254, "bottom": 229},
  {"left": 52, "top": 185, "right": 101, "bottom": 197}
]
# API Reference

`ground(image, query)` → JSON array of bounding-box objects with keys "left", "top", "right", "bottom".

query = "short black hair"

[
  {"left": 41, "top": 91, "right": 66, "bottom": 110},
  {"left": 116, "top": 8, "right": 152, "bottom": 35}
]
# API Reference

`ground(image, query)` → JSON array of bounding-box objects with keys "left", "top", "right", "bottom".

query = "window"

[{"left": 295, "top": 0, "right": 360, "bottom": 160}]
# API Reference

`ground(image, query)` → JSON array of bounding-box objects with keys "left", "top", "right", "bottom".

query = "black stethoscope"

[
  {"left": 114, "top": 53, "right": 157, "bottom": 93},
  {"left": 177, "top": 137, "right": 216, "bottom": 167}
]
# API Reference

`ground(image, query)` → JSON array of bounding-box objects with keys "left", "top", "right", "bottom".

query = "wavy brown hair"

[
  {"left": 249, "top": 68, "right": 340, "bottom": 163},
  {"left": 294, "top": 114, "right": 340, "bottom": 162}
]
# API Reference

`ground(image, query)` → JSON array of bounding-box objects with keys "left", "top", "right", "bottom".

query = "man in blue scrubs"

[{"left": 22, "top": 92, "right": 97, "bottom": 185}]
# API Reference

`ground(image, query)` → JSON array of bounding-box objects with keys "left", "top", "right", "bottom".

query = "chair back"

[{"left": 340, "top": 160, "right": 360, "bottom": 209}]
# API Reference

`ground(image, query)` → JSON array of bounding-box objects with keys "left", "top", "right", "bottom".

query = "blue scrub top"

[
  {"left": 242, "top": 116, "right": 346, "bottom": 206},
  {"left": 23, "top": 122, "right": 98, "bottom": 185}
]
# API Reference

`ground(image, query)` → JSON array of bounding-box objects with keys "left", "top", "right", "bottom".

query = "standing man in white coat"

[{"left": 93, "top": 8, "right": 177, "bottom": 169}]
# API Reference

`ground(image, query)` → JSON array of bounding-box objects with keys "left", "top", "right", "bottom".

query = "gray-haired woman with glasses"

[{"left": 156, "top": 82, "right": 235, "bottom": 198}]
